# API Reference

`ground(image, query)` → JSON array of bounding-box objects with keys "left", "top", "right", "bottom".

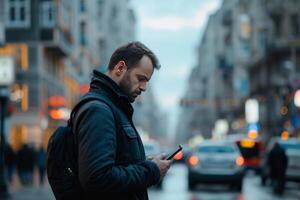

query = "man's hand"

[{"left": 151, "top": 153, "right": 172, "bottom": 178}]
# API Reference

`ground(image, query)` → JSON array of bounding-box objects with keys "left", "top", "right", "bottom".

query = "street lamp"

[{"left": 294, "top": 89, "right": 300, "bottom": 107}]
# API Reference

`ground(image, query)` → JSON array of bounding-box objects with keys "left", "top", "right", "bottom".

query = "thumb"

[{"left": 158, "top": 153, "right": 167, "bottom": 160}]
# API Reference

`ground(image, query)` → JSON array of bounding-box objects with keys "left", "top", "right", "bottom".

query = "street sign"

[{"left": 0, "top": 57, "right": 14, "bottom": 86}]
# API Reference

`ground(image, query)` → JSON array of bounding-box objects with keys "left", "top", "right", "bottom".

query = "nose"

[{"left": 139, "top": 82, "right": 147, "bottom": 92}]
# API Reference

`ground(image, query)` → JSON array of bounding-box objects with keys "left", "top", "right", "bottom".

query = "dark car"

[{"left": 187, "top": 141, "right": 245, "bottom": 191}]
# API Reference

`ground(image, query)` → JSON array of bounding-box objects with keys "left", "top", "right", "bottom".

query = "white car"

[{"left": 187, "top": 141, "right": 245, "bottom": 191}]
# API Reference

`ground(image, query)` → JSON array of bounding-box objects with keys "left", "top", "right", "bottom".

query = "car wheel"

[
  {"left": 236, "top": 181, "right": 242, "bottom": 192},
  {"left": 261, "top": 175, "right": 267, "bottom": 186},
  {"left": 188, "top": 178, "right": 196, "bottom": 191}
]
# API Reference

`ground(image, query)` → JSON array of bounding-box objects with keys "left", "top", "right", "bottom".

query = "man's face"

[{"left": 119, "top": 55, "right": 154, "bottom": 102}]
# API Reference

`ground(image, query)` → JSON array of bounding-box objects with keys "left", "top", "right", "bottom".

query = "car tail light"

[
  {"left": 174, "top": 151, "right": 183, "bottom": 160},
  {"left": 188, "top": 155, "right": 199, "bottom": 166},
  {"left": 236, "top": 156, "right": 244, "bottom": 166}
]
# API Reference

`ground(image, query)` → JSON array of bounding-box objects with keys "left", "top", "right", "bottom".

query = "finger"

[{"left": 147, "top": 156, "right": 154, "bottom": 160}]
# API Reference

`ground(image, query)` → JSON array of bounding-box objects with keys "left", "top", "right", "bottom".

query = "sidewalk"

[
  {"left": 9, "top": 185, "right": 54, "bottom": 200},
  {"left": 4, "top": 170, "right": 55, "bottom": 200}
]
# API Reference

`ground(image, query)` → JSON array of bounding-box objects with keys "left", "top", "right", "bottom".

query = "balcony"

[
  {"left": 40, "top": 26, "right": 73, "bottom": 57},
  {"left": 40, "top": 1, "right": 74, "bottom": 57}
]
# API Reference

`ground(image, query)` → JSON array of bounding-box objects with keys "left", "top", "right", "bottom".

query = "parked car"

[
  {"left": 187, "top": 141, "right": 245, "bottom": 191},
  {"left": 235, "top": 138, "right": 264, "bottom": 174},
  {"left": 226, "top": 133, "right": 265, "bottom": 174},
  {"left": 260, "top": 137, "right": 300, "bottom": 185}
]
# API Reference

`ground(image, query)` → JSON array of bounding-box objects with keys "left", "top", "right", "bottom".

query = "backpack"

[{"left": 46, "top": 95, "right": 116, "bottom": 199}]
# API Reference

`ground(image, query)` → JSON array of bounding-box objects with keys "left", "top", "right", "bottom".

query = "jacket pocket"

[
  {"left": 123, "top": 125, "right": 137, "bottom": 139},
  {"left": 121, "top": 125, "right": 141, "bottom": 162}
]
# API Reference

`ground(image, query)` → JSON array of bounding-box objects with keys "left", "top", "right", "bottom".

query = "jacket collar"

[{"left": 90, "top": 70, "right": 134, "bottom": 117}]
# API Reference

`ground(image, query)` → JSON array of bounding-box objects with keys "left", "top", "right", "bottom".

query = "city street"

[
  {"left": 7, "top": 164, "right": 300, "bottom": 200},
  {"left": 1, "top": 0, "right": 300, "bottom": 199},
  {"left": 149, "top": 164, "right": 300, "bottom": 200}
]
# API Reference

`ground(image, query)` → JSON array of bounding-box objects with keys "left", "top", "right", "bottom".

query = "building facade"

[
  {"left": 177, "top": 0, "right": 300, "bottom": 142},
  {"left": 0, "top": 0, "right": 164, "bottom": 150},
  {"left": 96, "top": 0, "right": 136, "bottom": 71},
  {"left": 1, "top": 0, "right": 81, "bottom": 150}
]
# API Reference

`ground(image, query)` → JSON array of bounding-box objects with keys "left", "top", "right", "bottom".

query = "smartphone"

[{"left": 166, "top": 145, "right": 183, "bottom": 160}]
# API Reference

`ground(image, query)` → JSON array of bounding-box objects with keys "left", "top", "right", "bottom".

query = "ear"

[{"left": 115, "top": 61, "right": 127, "bottom": 76}]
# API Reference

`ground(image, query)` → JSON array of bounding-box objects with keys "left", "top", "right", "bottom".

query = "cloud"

[
  {"left": 160, "top": 94, "right": 179, "bottom": 108},
  {"left": 140, "top": 0, "right": 221, "bottom": 31},
  {"left": 168, "top": 65, "right": 190, "bottom": 77}
]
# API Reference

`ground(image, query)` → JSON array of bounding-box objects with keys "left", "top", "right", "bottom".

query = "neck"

[{"left": 106, "top": 71, "right": 121, "bottom": 86}]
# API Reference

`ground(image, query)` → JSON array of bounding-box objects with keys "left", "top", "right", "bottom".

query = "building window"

[
  {"left": 59, "top": 0, "right": 72, "bottom": 31},
  {"left": 80, "top": 0, "right": 86, "bottom": 13},
  {"left": 97, "top": 0, "right": 104, "bottom": 16},
  {"left": 111, "top": 5, "right": 118, "bottom": 19},
  {"left": 271, "top": 14, "right": 282, "bottom": 37},
  {"left": 40, "top": 1, "right": 55, "bottom": 28},
  {"left": 5, "top": 0, "right": 31, "bottom": 27},
  {"left": 258, "top": 30, "right": 266, "bottom": 51},
  {"left": 291, "top": 14, "right": 299, "bottom": 37},
  {"left": 80, "top": 22, "right": 86, "bottom": 46},
  {"left": 11, "top": 83, "right": 28, "bottom": 112}
]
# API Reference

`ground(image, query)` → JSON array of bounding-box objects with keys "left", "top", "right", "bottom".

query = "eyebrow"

[{"left": 138, "top": 74, "right": 149, "bottom": 82}]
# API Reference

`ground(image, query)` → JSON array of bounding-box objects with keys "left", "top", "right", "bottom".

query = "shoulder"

[
  {"left": 79, "top": 100, "right": 114, "bottom": 117},
  {"left": 73, "top": 100, "right": 116, "bottom": 131}
]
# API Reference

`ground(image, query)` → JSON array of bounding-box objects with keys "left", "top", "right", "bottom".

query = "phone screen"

[{"left": 166, "top": 145, "right": 183, "bottom": 160}]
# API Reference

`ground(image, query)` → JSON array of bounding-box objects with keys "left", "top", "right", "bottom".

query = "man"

[
  {"left": 74, "top": 42, "right": 172, "bottom": 199},
  {"left": 268, "top": 142, "right": 288, "bottom": 195}
]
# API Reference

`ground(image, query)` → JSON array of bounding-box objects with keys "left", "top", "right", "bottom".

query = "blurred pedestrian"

[
  {"left": 268, "top": 142, "right": 288, "bottom": 195},
  {"left": 4, "top": 143, "right": 16, "bottom": 184},
  {"left": 36, "top": 146, "right": 46, "bottom": 185},
  {"left": 16, "top": 144, "right": 36, "bottom": 185},
  {"left": 49, "top": 41, "right": 172, "bottom": 199}
]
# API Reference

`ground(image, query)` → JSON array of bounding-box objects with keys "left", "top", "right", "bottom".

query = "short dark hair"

[{"left": 108, "top": 41, "right": 161, "bottom": 71}]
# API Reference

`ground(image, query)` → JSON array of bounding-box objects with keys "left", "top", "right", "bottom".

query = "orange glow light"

[
  {"left": 240, "top": 139, "right": 255, "bottom": 148},
  {"left": 49, "top": 109, "right": 65, "bottom": 120},
  {"left": 80, "top": 84, "right": 90, "bottom": 94},
  {"left": 236, "top": 156, "right": 245, "bottom": 166},
  {"left": 20, "top": 44, "right": 28, "bottom": 70},
  {"left": 49, "top": 96, "right": 66, "bottom": 107},
  {"left": 21, "top": 84, "right": 28, "bottom": 111},
  {"left": 188, "top": 155, "right": 199, "bottom": 166},
  {"left": 248, "top": 130, "right": 258, "bottom": 139},
  {"left": 281, "top": 131, "right": 289, "bottom": 140},
  {"left": 174, "top": 151, "right": 183, "bottom": 160}
]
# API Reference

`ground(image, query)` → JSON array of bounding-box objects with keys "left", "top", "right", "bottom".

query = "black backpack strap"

[
  {"left": 68, "top": 96, "right": 100, "bottom": 127},
  {"left": 69, "top": 94, "right": 122, "bottom": 165},
  {"left": 68, "top": 94, "right": 119, "bottom": 130}
]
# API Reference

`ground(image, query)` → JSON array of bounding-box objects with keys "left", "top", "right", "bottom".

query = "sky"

[{"left": 130, "top": 0, "right": 222, "bottom": 137}]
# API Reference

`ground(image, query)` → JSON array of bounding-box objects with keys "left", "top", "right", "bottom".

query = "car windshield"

[
  {"left": 279, "top": 142, "right": 300, "bottom": 150},
  {"left": 198, "top": 145, "right": 235, "bottom": 153}
]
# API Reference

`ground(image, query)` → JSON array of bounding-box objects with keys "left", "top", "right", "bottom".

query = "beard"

[{"left": 119, "top": 73, "right": 135, "bottom": 102}]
